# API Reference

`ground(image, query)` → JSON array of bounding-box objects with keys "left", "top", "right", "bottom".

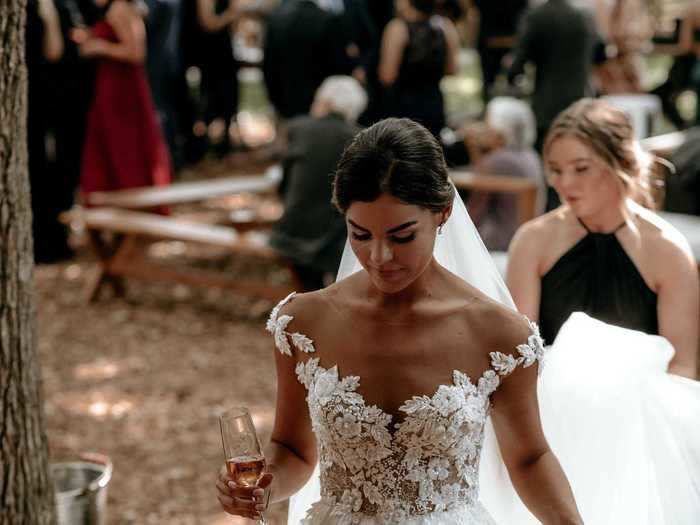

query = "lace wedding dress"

[{"left": 267, "top": 292, "right": 545, "bottom": 525}]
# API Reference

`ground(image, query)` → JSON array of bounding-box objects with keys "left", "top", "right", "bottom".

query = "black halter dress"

[{"left": 538, "top": 218, "right": 658, "bottom": 345}]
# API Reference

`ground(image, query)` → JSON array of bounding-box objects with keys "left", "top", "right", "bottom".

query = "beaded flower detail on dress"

[{"left": 267, "top": 293, "right": 545, "bottom": 524}]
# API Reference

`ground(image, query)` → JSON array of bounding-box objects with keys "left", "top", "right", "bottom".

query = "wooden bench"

[
  {"left": 86, "top": 174, "right": 278, "bottom": 209},
  {"left": 450, "top": 169, "right": 540, "bottom": 226},
  {"left": 61, "top": 207, "right": 300, "bottom": 302}
]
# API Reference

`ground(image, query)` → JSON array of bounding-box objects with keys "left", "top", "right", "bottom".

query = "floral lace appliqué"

[
  {"left": 267, "top": 296, "right": 544, "bottom": 522},
  {"left": 266, "top": 292, "right": 316, "bottom": 356}
]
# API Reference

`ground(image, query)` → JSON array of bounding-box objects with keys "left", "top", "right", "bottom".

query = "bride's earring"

[{"left": 438, "top": 223, "right": 444, "bottom": 235}]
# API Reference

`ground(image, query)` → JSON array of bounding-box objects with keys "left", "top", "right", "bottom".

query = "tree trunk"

[{"left": 0, "top": 1, "right": 57, "bottom": 523}]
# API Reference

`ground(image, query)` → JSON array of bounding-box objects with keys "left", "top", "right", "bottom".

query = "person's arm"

[
  {"left": 442, "top": 15, "right": 460, "bottom": 76},
  {"left": 216, "top": 299, "right": 318, "bottom": 520},
  {"left": 264, "top": 345, "right": 318, "bottom": 502},
  {"left": 506, "top": 221, "right": 544, "bottom": 321},
  {"left": 655, "top": 235, "right": 699, "bottom": 379},
  {"left": 76, "top": 2, "right": 145, "bottom": 63},
  {"left": 38, "top": 0, "right": 64, "bottom": 61},
  {"left": 196, "top": 0, "right": 238, "bottom": 33},
  {"left": 378, "top": 18, "right": 408, "bottom": 86},
  {"left": 490, "top": 315, "right": 583, "bottom": 525},
  {"left": 460, "top": 0, "right": 479, "bottom": 48}
]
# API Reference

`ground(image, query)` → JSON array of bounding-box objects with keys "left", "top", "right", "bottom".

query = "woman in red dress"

[{"left": 74, "top": 0, "right": 171, "bottom": 198}]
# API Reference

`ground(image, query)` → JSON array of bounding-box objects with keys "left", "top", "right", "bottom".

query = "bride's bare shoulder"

[
  {"left": 464, "top": 296, "right": 533, "bottom": 354},
  {"left": 273, "top": 274, "right": 362, "bottom": 331}
]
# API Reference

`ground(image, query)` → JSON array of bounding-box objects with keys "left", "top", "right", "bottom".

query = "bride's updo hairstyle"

[
  {"left": 543, "top": 98, "right": 655, "bottom": 207},
  {"left": 333, "top": 118, "right": 454, "bottom": 214}
]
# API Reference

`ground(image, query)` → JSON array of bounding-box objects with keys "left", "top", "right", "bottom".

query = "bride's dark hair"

[{"left": 332, "top": 118, "right": 454, "bottom": 213}]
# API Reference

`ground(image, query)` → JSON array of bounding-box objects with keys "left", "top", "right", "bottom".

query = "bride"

[{"left": 215, "top": 117, "right": 583, "bottom": 524}]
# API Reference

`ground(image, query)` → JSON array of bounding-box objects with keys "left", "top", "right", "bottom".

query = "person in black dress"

[
  {"left": 27, "top": 0, "right": 69, "bottom": 263},
  {"left": 377, "top": 0, "right": 459, "bottom": 138},
  {"left": 262, "top": 0, "right": 342, "bottom": 120},
  {"left": 196, "top": 0, "right": 239, "bottom": 155},
  {"left": 469, "top": 0, "right": 528, "bottom": 104},
  {"left": 507, "top": 98, "right": 698, "bottom": 379}
]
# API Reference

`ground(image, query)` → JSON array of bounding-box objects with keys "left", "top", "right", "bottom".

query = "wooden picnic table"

[
  {"left": 86, "top": 174, "right": 278, "bottom": 209},
  {"left": 61, "top": 207, "right": 300, "bottom": 302},
  {"left": 450, "top": 169, "right": 540, "bottom": 226}
]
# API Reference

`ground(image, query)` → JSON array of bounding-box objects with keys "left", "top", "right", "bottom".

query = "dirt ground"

[{"left": 38, "top": 157, "right": 292, "bottom": 525}]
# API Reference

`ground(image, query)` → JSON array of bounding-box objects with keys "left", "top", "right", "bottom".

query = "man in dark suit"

[
  {"left": 268, "top": 76, "right": 367, "bottom": 290},
  {"left": 262, "top": 0, "right": 344, "bottom": 119},
  {"left": 471, "top": 0, "right": 528, "bottom": 104},
  {"left": 507, "top": 0, "right": 602, "bottom": 150}
]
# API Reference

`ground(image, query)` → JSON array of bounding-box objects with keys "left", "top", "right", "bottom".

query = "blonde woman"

[{"left": 508, "top": 98, "right": 700, "bottom": 523}]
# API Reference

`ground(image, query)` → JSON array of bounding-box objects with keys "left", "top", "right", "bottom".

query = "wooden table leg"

[{"left": 86, "top": 230, "right": 127, "bottom": 301}]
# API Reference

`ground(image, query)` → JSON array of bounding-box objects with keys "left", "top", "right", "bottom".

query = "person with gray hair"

[
  {"left": 310, "top": 75, "right": 369, "bottom": 123},
  {"left": 464, "top": 96, "right": 545, "bottom": 251},
  {"left": 485, "top": 96, "right": 537, "bottom": 150},
  {"left": 268, "top": 76, "right": 368, "bottom": 290}
]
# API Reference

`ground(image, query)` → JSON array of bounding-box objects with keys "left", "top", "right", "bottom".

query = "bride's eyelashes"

[
  {"left": 391, "top": 233, "right": 416, "bottom": 244},
  {"left": 351, "top": 232, "right": 417, "bottom": 244}
]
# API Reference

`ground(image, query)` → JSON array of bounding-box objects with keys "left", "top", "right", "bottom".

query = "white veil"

[{"left": 287, "top": 186, "right": 538, "bottom": 524}]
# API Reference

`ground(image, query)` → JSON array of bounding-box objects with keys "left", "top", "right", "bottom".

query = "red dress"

[{"left": 80, "top": 21, "right": 171, "bottom": 198}]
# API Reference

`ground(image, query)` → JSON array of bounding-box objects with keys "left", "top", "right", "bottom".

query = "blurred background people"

[
  {"left": 333, "top": 0, "right": 378, "bottom": 85},
  {"left": 268, "top": 76, "right": 367, "bottom": 290},
  {"left": 665, "top": 127, "right": 700, "bottom": 215},
  {"left": 507, "top": 0, "right": 603, "bottom": 210},
  {"left": 75, "top": 0, "right": 172, "bottom": 197},
  {"left": 378, "top": 0, "right": 459, "bottom": 137},
  {"left": 26, "top": 0, "right": 68, "bottom": 263},
  {"left": 507, "top": 0, "right": 602, "bottom": 151},
  {"left": 466, "top": 0, "right": 528, "bottom": 104},
  {"left": 650, "top": 52, "right": 696, "bottom": 130},
  {"left": 680, "top": 2, "right": 700, "bottom": 126},
  {"left": 262, "top": 0, "right": 343, "bottom": 120},
  {"left": 195, "top": 0, "right": 240, "bottom": 156},
  {"left": 144, "top": 0, "right": 184, "bottom": 166},
  {"left": 464, "top": 97, "right": 545, "bottom": 251},
  {"left": 591, "top": 0, "right": 652, "bottom": 95}
]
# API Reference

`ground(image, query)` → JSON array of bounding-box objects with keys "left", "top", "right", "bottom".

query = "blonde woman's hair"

[{"left": 543, "top": 98, "right": 657, "bottom": 208}]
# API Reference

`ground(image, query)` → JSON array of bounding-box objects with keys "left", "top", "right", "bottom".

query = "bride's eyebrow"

[
  {"left": 386, "top": 221, "right": 418, "bottom": 234},
  {"left": 348, "top": 219, "right": 370, "bottom": 232},
  {"left": 347, "top": 219, "right": 418, "bottom": 234}
]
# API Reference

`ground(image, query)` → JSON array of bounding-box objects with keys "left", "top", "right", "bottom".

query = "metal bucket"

[{"left": 52, "top": 454, "right": 112, "bottom": 525}]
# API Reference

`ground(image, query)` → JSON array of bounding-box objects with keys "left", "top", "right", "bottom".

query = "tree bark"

[{"left": 0, "top": 0, "right": 56, "bottom": 523}]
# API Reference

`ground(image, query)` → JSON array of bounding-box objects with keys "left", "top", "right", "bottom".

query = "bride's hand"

[{"left": 216, "top": 464, "right": 273, "bottom": 520}]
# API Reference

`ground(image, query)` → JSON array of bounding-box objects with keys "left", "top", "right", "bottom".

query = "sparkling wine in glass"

[{"left": 219, "top": 407, "right": 268, "bottom": 524}]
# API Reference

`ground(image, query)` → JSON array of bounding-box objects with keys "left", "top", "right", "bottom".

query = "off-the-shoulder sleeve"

[
  {"left": 265, "top": 292, "right": 316, "bottom": 356},
  {"left": 488, "top": 318, "right": 545, "bottom": 378}
]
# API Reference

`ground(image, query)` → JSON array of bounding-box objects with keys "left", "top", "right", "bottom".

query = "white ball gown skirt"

[
  {"left": 290, "top": 313, "right": 700, "bottom": 524},
  {"left": 297, "top": 499, "right": 497, "bottom": 525},
  {"left": 481, "top": 312, "right": 700, "bottom": 524}
]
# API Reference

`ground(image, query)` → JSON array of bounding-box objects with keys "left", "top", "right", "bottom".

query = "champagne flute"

[{"left": 219, "top": 407, "right": 268, "bottom": 524}]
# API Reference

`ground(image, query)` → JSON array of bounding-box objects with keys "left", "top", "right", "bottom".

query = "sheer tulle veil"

[{"left": 287, "top": 187, "right": 539, "bottom": 523}]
